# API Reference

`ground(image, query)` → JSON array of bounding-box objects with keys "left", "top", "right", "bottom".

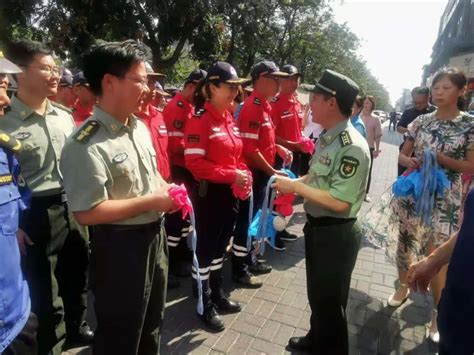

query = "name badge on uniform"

[
  {"left": 15, "top": 132, "right": 31, "bottom": 140},
  {"left": 113, "top": 153, "right": 128, "bottom": 163}
]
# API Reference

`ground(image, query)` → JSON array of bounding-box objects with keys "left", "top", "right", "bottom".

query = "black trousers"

[
  {"left": 303, "top": 216, "right": 361, "bottom": 355},
  {"left": 90, "top": 220, "right": 168, "bottom": 355},
  {"left": 192, "top": 182, "right": 238, "bottom": 293},
  {"left": 3, "top": 313, "right": 38, "bottom": 355},
  {"left": 165, "top": 165, "right": 194, "bottom": 265},
  {"left": 21, "top": 194, "right": 89, "bottom": 355},
  {"left": 232, "top": 169, "right": 269, "bottom": 276},
  {"left": 366, "top": 148, "right": 375, "bottom": 194}
]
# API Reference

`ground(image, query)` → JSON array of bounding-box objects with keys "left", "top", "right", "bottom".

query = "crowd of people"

[{"left": 0, "top": 37, "right": 473, "bottom": 355}]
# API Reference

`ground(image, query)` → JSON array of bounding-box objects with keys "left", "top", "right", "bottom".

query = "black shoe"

[
  {"left": 267, "top": 237, "right": 286, "bottom": 251},
  {"left": 288, "top": 336, "right": 312, "bottom": 352},
  {"left": 66, "top": 323, "right": 94, "bottom": 346},
  {"left": 199, "top": 304, "right": 225, "bottom": 332},
  {"left": 167, "top": 274, "right": 181, "bottom": 289},
  {"left": 277, "top": 229, "right": 298, "bottom": 242},
  {"left": 248, "top": 260, "right": 272, "bottom": 275},
  {"left": 213, "top": 297, "right": 242, "bottom": 314},
  {"left": 233, "top": 272, "right": 263, "bottom": 288}
]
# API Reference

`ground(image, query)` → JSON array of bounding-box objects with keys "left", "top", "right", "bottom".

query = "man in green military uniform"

[
  {"left": 273, "top": 69, "right": 370, "bottom": 355},
  {"left": 0, "top": 40, "right": 92, "bottom": 354},
  {"left": 60, "top": 40, "right": 176, "bottom": 354}
]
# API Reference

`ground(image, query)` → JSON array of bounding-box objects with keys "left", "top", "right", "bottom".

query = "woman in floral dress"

[{"left": 388, "top": 68, "right": 474, "bottom": 342}]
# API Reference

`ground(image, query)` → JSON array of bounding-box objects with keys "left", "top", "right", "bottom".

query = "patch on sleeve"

[
  {"left": 187, "top": 134, "right": 200, "bottom": 143},
  {"left": 74, "top": 120, "right": 100, "bottom": 143},
  {"left": 339, "top": 156, "right": 359, "bottom": 179},
  {"left": 340, "top": 131, "right": 353, "bottom": 147},
  {"left": 253, "top": 98, "right": 261, "bottom": 105},
  {"left": 271, "top": 96, "right": 279, "bottom": 103},
  {"left": 249, "top": 121, "right": 260, "bottom": 129}
]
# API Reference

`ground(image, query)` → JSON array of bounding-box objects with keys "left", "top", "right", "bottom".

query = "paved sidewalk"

[{"left": 65, "top": 123, "right": 440, "bottom": 354}]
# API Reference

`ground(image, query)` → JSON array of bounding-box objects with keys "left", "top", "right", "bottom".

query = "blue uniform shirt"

[
  {"left": 438, "top": 188, "right": 474, "bottom": 353},
  {"left": 0, "top": 135, "right": 31, "bottom": 352},
  {"left": 350, "top": 114, "right": 367, "bottom": 139}
]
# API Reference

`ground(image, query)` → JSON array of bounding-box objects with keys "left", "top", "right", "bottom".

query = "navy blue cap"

[
  {"left": 251, "top": 60, "right": 289, "bottom": 81},
  {"left": 281, "top": 64, "right": 302, "bottom": 77},
  {"left": 73, "top": 71, "right": 89, "bottom": 87},
  {"left": 59, "top": 68, "right": 73, "bottom": 87},
  {"left": 206, "top": 62, "right": 249, "bottom": 85},
  {"left": 185, "top": 69, "right": 207, "bottom": 84}
]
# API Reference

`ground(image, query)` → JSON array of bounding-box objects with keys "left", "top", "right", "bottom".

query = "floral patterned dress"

[{"left": 364, "top": 111, "right": 474, "bottom": 269}]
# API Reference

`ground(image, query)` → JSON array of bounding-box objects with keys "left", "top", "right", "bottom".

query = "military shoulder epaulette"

[
  {"left": 51, "top": 101, "right": 72, "bottom": 113},
  {"left": 0, "top": 131, "right": 21, "bottom": 152},
  {"left": 194, "top": 108, "right": 206, "bottom": 118},
  {"left": 74, "top": 120, "right": 100, "bottom": 143},
  {"left": 177, "top": 101, "right": 184, "bottom": 108},
  {"left": 271, "top": 96, "right": 279, "bottom": 103},
  {"left": 340, "top": 131, "right": 353, "bottom": 147},
  {"left": 253, "top": 98, "right": 261, "bottom": 105}
]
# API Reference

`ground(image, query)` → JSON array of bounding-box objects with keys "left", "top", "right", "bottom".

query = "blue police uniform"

[{"left": 0, "top": 132, "right": 32, "bottom": 352}]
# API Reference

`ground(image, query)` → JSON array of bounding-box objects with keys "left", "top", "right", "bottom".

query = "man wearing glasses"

[
  {"left": 60, "top": 40, "right": 177, "bottom": 353},
  {"left": 0, "top": 40, "right": 92, "bottom": 354}
]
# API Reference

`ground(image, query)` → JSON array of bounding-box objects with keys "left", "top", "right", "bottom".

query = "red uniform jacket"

[
  {"left": 270, "top": 92, "right": 303, "bottom": 144},
  {"left": 162, "top": 93, "right": 194, "bottom": 168},
  {"left": 72, "top": 101, "right": 93, "bottom": 126},
  {"left": 184, "top": 102, "right": 246, "bottom": 184},
  {"left": 136, "top": 104, "right": 171, "bottom": 180},
  {"left": 237, "top": 91, "right": 276, "bottom": 168}
]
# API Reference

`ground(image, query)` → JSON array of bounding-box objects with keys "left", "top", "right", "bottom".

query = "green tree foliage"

[{"left": 0, "top": 0, "right": 392, "bottom": 109}]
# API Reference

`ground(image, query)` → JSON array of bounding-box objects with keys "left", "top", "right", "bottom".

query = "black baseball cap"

[
  {"left": 206, "top": 62, "right": 249, "bottom": 85},
  {"left": 145, "top": 62, "right": 166, "bottom": 78},
  {"left": 185, "top": 69, "right": 207, "bottom": 84},
  {"left": 281, "top": 64, "right": 302, "bottom": 78},
  {"left": 303, "top": 69, "right": 359, "bottom": 112},
  {"left": 251, "top": 60, "right": 289, "bottom": 81},
  {"left": 73, "top": 71, "right": 89, "bottom": 87},
  {"left": 59, "top": 68, "right": 73, "bottom": 87}
]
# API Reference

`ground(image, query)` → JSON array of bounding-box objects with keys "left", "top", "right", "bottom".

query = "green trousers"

[
  {"left": 21, "top": 194, "right": 89, "bottom": 355},
  {"left": 303, "top": 216, "right": 361, "bottom": 355},
  {"left": 90, "top": 220, "right": 168, "bottom": 355}
]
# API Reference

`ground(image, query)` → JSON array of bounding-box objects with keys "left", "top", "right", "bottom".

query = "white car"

[{"left": 373, "top": 110, "right": 387, "bottom": 122}]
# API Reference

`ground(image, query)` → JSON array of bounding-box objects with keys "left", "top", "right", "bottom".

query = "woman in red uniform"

[{"left": 184, "top": 62, "right": 250, "bottom": 331}]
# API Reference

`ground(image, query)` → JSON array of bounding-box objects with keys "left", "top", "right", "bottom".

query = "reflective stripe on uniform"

[
  {"left": 168, "top": 131, "right": 185, "bottom": 137},
  {"left": 240, "top": 133, "right": 259, "bottom": 140},
  {"left": 209, "top": 132, "right": 227, "bottom": 139},
  {"left": 184, "top": 148, "right": 206, "bottom": 155}
]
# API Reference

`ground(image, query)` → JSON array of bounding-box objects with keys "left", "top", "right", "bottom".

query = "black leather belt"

[{"left": 307, "top": 214, "right": 356, "bottom": 227}]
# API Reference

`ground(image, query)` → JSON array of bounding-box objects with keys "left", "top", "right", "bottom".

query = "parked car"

[{"left": 373, "top": 110, "right": 387, "bottom": 122}]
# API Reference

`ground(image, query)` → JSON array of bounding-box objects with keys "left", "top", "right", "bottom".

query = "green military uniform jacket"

[
  {"left": 60, "top": 106, "right": 167, "bottom": 225},
  {"left": 304, "top": 119, "right": 370, "bottom": 219},
  {"left": 0, "top": 96, "right": 76, "bottom": 196}
]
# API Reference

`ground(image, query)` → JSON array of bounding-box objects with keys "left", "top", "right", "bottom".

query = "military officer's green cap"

[
  {"left": 302, "top": 69, "right": 359, "bottom": 111},
  {"left": 0, "top": 51, "right": 22, "bottom": 74}
]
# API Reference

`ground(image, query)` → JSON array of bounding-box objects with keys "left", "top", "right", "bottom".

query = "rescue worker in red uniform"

[
  {"left": 154, "top": 82, "right": 170, "bottom": 110},
  {"left": 54, "top": 68, "right": 76, "bottom": 108},
  {"left": 185, "top": 62, "right": 250, "bottom": 331},
  {"left": 163, "top": 69, "right": 207, "bottom": 283},
  {"left": 232, "top": 61, "right": 293, "bottom": 287},
  {"left": 271, "top": 64, "right": 305, "bottom": 175},
  {"left": 71, "top": 71, "right": 96, "bottom": 126},
  {"left": 136, "top": 63, "right": 170, "bottom": 181}
]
